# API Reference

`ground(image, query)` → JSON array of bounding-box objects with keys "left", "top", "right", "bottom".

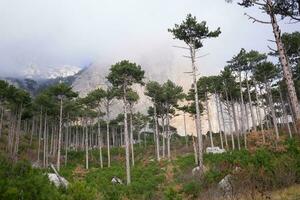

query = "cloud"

[{"left": 0, "top": 0, "right": 298, "bottom": 79}]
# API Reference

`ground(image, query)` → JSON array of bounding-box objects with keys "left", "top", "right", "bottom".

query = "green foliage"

[
  {"left": 164, "top": 187, "right": 182, "bottom": 200},
  {"left": 0, "top": 156, "right": 61, "bottom": 200},
  {"left": 181, "top": 180, "right": 201, "bottom": 198},
  {"left": 107, "top": 60, "right": 145, "bottom": 89},
  {"left": 65, "top": 181, "right": 98, "bottom": 200},
  {"left": 168, "top": 13, "right": 221, "bottom": 49}
]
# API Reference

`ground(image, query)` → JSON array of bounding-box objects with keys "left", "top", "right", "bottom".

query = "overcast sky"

[{"left": 0, "top": 0, "right": 298, "bottom": 80}]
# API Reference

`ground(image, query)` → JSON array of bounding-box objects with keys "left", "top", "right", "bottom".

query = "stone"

[
  {"left": 47, "top": 173, "right": 69, "bottom": 188},
  {"left": 111, "top": 176, "right": 123, "bottom": 184},
  {"left": 218, "top": 174, "right": 233, "bottom": 197},
  {"left": 206, "top": 147, "right": 226, "bottom": 154}
]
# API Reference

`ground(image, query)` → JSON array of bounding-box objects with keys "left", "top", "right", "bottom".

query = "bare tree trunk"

[
  {"left": 166, "top": 105, "right": 171, "bottom": 160},
  {"left": 0, "top": 106, "right": 4, "bottom": 138},
  {"left": 65, "top": 117, "right": 69, "bottom": 167},
  {"left": 246, "top": 76, "right": 257, "bottom": 131},
  {"left": 267, "top": 0, "right": 300, "bottom": 122},
  {"left": 50, "top": 124, "right": 54, "bottom": 155},
  {"left": 254, "top": 79, "right": 265, "bottom": 143},
  {"left": 154, "top": 104, "right": 160, "bottom": 161},
  {"left": 287, "top": 97, "right": 298, "bottom": 133},
  {"left": 190, "top": 43, "right": 203, "bottom": 172},
  {"left": 98, "top": 118, "right": 103, "bottom": 168},
  {"left": 224, "top": 86, "right": 235, "bottom": 150},
  {"left": 266, "top": 81, "right": 279, "bottom": 140},
  {"left": 57, "top": 97, "right": 63, "bottom": 171},
  {"left": 238, "top": 71, "right": 246, "bottom": 149},
  {"left": 232, "top": 102, "right": 241, "bottom": 150},
  {"left": 205, "top": 92, "right": 214, "bottom": 148},
  {"left": 130, "top": 109, "right": 135, "bottom": 166},
  {"left": 123, "top": 86, "right": 131, "bottom": 185},
  {"left": 162, "top": 117, "right": 166, "bottom": 158},
  {"left": 14, "top": 104, "right": 22, "bottom": 158},
  {"left": 245, "top": 103, "right": 250, "bottom": 132},
  {"left": 30, "top": 117, "right": 35, "bottom": 145},
  {"left": 107, "top": 121, "right": 111, "bottom": 168},
  {"left": 219, "top": 97, "right": 228, "bottom": 149},
  {"left": 215, "top": 93, "right": 224, "bottom": 149},
  {"left": 85, "top": 120, "right": 89, "bottom": 169},
  {"left": 279, "top": 89, "right": 292, "bottom": 138},
  {"left": 183, "top": 111, "right": 188, "bottom": 148},
  {"left": 43, "top": 113, "right": 47, "bottom": 168}
]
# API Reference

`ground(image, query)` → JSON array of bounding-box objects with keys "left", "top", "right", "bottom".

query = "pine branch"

[{"left": 244, "top": 13, "right": 272, "bottom": 24}]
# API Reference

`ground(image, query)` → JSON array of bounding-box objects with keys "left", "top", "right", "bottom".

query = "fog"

[{"left": 0, "top": 0, "right": 298, "bottom": 81}]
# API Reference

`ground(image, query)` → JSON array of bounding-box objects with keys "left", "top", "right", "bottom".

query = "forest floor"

[{"left": 1, "top": 133, "right": 300, "bottom": 199}]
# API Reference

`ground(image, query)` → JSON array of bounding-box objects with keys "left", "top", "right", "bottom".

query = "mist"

[{"left": 0, "top": 0, "right": 298, "bottom": 80}]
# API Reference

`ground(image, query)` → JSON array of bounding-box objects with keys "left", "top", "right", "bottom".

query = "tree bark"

[
  {"left": 266, "top": 81, "right": 279, "bottom": 140},
  {"left": 123, "top": 85, "right": 131, "bottom": 184},
  {"left": 43, "top": 113, "right": 47, "bottom": 168},
  {"left": 205, "top": 92, "right": 214, "bottom": 148},
  {"left": 183, "top": 111, "right": 188, "bottom": 148},
  {"left": 130, "top": 109, "right": 135, "bottom": 166},
  {"left": 190, "top": 43, "right": 203, "bottom": 173},
  {"left": 154, "top": 104, "right": 160, "bottom": 161},
  {"left": 98, "top": 118, "right": 103, "bottom": 168},
  {"left": 166, "top": 104, "right": 171, "bottom": 160},
  {"left": 57, "top": 97, "right": 63, "bottom": 171},
  {"left": 85, "top": 119, "right": 89, "bottom": 169},
  {"left": 215, "top": 93, "right": 224, "bottom": 149},
  {"left": 0, "top": 106, "right": 3, "bottom": 138},
  {"left": 279, "top": 89, "right": 292, "bottom": 138},
  {"left": 246, "top": 75, "right": 257, "bottom": 131},
  {"left": 267, "top": 0, "right": 300, "bottom": 122},
  {"left": 13, "top": 103, "right": 22, "bottom": 158}
]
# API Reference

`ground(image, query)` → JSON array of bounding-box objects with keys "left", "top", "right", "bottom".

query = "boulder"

[
  {"left": 218, "top": 174, "right": 233, "bottom": 197},
  {"left": 111, "top": 176, "right": 123, "bottom": 184},
  {"left": 206, "top": 147, "right": 226, "bottom": 154},
  {"left": 47, "top": 173, "right": 69, "bottom": 188},
  {"left": 192, "top": 165, "right": 208, "bottom": 175}
]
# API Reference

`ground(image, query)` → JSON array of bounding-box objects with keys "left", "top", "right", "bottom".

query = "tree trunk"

[
  {"left": 0, "top": 106, "right": 4, "bottom": 138},
  {"left": 190, "top": 44, "right": 203, "bottom": 173},
  {"left": 219, "top": 96, "right": 228, "bottom": 149},
  {"left": 238, "top": 71, "right": 246, "bottom": 149},
  {"left": 123, "top": 86, "right": 131, "bottom": 184},
  {"left": 287, "top": 97, "right": 298, "bottom": 133},
  {"left": 166, "top": 105, "right": 171, "bottom": 160},
  {"left": 30, "top": 117, "right": 35, "bottom": 145},
  {"left": 246, "top": 76, "right": 257, "bottom": 131},
  {"left": 266, "top": 81, "right": 279, "bottom": 140},
  {"left": 183, "top": 111, "right": 188, "bottom": 148},
  {"left": 85, "top": 120, "right": 89, "bottom": 169},
  {"left": 205, "top": 92, "right": 214, "bottom": 148},
  {"left": 98, "top": 118, "right": 103, "bottom": 168},
  {"left": 65, "top": 117, "right": 69, "bottom": 167},
  {"left": 130, "top": 109, "right": 135, "bottom": 166},
  {"left": 154, "top": 104, "right": 160, "bottom": 161},
  {"left": 162, "top": 117, "right": 166, "bottom": 158},
  {"left": 57, "top": 97, "right": 63, "bottom": 171},
  {"left": 279, "top": 89, "right": 292, "bottom": 138},
  {"left": 14, "top": 103, "right": 22, "bottom": 158},
  {"left": 215, "top": 93, "right": 224, "bottom": 149},
  {"left": 254, "top": 79, "right": 265, "bottom": 143},
  {"left": 232, "top": 102, "right": 241, "bottom": 150},
  {"left": 224, "top": 85, "right": 235, "bottom": 150},
  {"left": 267, "top": 0, "right": 300, "bottom": 122},
  {"left": 43, "top": 113, "right": 47, "bottom": 168}
]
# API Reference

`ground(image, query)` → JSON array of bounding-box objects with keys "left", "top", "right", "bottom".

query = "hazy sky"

[{"left": 0, "top": 0, "right": 298, "bottom": 79}]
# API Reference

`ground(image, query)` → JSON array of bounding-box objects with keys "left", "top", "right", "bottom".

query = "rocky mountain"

[{"left": 1, "top": 63, "right": 226, "bottom": 138}]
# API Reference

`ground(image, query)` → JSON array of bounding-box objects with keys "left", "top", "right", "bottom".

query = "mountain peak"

[{"left": 23, "top": 65, "right": 81, "bottom": 80}]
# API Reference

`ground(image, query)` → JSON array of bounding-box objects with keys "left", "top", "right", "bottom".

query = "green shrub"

[{"left": 181, "top": 180, "right": 201, "bottom": 198}]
